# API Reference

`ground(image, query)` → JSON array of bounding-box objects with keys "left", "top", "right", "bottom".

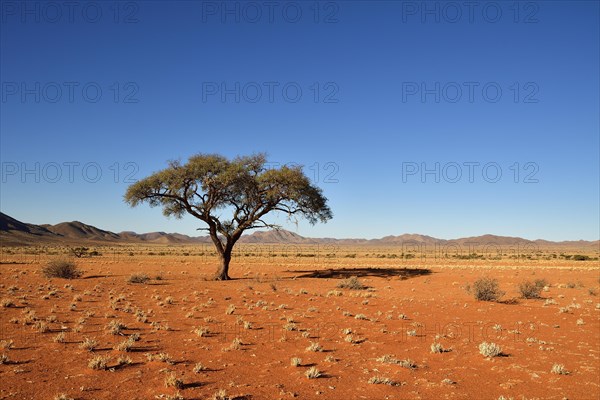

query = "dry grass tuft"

[
  {"left": 193, "top": 362, "right": 208, "bottom": 372},
  {"left": 127, "top": 273, "right": 150, "bottom": 284},
  {"left": 0, "top": 340, "right": 14, "bottom": 350},
  {"left": 88, "top": 355, "right": 109, "bottom": 370},
  {"left": 79, "top": 337, "right": 99, "bottom": 352},
  {"left": 165, "top": 372, "right": 184, "bottom": 389},
  {"left": 430, "top": 342, "right": 449, "bottom": 354},
  {"left": 114, "top": 336, "right": 135, "bottom": 352},
  {"left": 54, "top": 394, "right": 74, "bottom": 400},
  {"left": 290, "top": 357, "right": 302, "bottom": 367},
  {"left": 305, "top": 342, "right": 323, "bottom": 352},
  {"left": 212, "top": 389, "right": 230, "bottom": 400},
  {"left": 193, "top": 326, "right": 210, "bottom": 337},
  {"left": 368, "top": 376, "right": 399, "bottom": 386},
  {"left": 53, "top": 332, "right": 66, "bottom": 343},
  {"left": 117, "top": 355, "right": 133, "bottom": 365},
  {"left": 337, "top": 276, "right": 366, "bottom": 290},
  {"left": 223, "top": 337, "right": 242, "bottom": 351},
  {"left": 1, "top": 298, "right": 15, "bottom": 308},
  {"left": 550, "top": 363, "right": 569, "bottom": 375},
  {"left": 106, "top": 320, "right": 126, "bottom": 335},
  {"left": 479, "top": 342, "right": 502, "bottom": 358},
  {"left": 377, "top": 354, "right": 416, "bottom": 369},
  {"left": 305, "top": 366, "right": 322, "bottom": 379},
  {"left": 42, "top": 260, "right": 82, "bottom": 279},
  {"left": 33, "top": 321, "right": 49, "bottom": 333}
]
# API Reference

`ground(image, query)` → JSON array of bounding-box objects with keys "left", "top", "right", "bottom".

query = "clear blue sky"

[{"left": 1, "top": 1, "right": 598, "bottom": 241}]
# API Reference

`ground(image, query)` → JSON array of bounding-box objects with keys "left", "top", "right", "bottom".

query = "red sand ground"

[{"left": 0, "top": 247, "right": 599, "bottom": 400}]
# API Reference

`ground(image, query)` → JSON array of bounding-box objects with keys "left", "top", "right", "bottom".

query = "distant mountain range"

[{"left": 0, "top": 212, "right": 598, "bottom": 249}]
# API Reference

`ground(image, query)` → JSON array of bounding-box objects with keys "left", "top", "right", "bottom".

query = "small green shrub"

[{"left": 69, "top": 247, "right": 89, "bottom": 258}]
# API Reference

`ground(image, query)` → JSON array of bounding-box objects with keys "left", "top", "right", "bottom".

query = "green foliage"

[
  {"left": 69, "top": 247, "right": 89, "bottom": 258},
  {"left": 124, "top": 153, "right": 332, "bottom": 232},
  {"left": 124, "top": 153, "right": 332, "bottom": 280},
  {"left": 68, "top": 247, "right": 100, "bottom": 258}
]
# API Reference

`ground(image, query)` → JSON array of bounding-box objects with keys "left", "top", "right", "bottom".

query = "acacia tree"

[{"left": 124, "top": 153, "right": 332, "bottom": 280}]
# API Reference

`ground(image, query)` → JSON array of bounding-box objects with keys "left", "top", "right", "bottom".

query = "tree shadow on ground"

[{"left": 290, "top": 267, "right": 432, "bottom": 280}]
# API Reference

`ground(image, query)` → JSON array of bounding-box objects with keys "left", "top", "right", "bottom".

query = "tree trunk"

[{"left": 214, "top": 250, "right": 232, "bottom": 281}]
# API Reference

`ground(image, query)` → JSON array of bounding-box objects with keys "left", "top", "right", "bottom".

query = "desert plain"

[{"left": 0, "top": 244, "right": 599, "bottom": 400}]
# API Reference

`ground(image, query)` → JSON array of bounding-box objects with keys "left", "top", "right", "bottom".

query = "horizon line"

[{"left": 2, "top": 211, "right": 598, "bottom": 244}]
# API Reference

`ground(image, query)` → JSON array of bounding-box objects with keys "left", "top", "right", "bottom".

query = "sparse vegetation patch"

[{"left": 42, "top": 260, "right": 82, "bottom": 279}]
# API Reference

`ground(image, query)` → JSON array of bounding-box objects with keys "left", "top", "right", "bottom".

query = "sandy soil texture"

[{"left": 0, "top": 245, "right": 599, "bottom": 400}]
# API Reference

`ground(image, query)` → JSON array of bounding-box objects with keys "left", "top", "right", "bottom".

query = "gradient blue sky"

[{"left": 1, "top": 1, "right": 598, "bottom": 241}]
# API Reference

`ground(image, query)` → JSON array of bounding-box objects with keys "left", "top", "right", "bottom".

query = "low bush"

[
  {"left": 337, "top": 276, "right": 366, "bottom": 290},
  {"left": 519, "top": 280, "right": 543, "bottom": 299},
  {"left": 472, "top": 277, "right": 504, "bottom": 301},
  {"left": 127, "top": 273, "right": 149, "bottom": 284},
  {"left": 42, "top": 260, "right": 82, "bottom": 279}
]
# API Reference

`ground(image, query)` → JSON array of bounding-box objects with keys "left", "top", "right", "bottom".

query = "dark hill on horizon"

[{"left": 1, "top": 212, "right": 598, "bottom": 250}]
